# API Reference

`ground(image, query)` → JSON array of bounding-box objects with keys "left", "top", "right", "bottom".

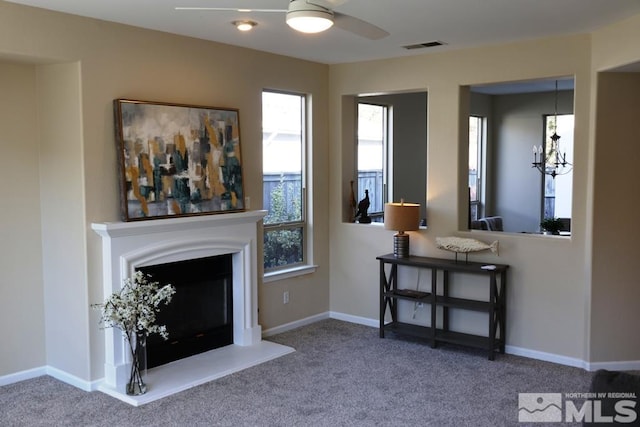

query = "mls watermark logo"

[
  {"left": 518, "top": 393, "right": 562, "bottom": 422},
  {"left": 518, "top": 392, "right": 638, "bottom": 423}
]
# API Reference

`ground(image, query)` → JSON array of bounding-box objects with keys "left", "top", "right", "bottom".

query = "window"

[
  {"left": 469, "top": 115, "right": 485, "bottom": 221},
  {"left": 542, "top": 113, "right": 574, "bottom": 221},
  {"left": 357, "top": 102, "right": 389, "bottom": 222},
  {"left": 262, "top": 91, "right": 306, "bottom": 271}
]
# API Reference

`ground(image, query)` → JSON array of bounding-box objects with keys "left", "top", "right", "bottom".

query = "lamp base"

[{"left": 393, "top": 232, "right": 410, "bottom": 258}]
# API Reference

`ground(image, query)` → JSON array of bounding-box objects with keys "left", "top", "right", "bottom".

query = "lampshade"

[
  {"left": 385, "top": 201, "right": 420, "bottom": 258},
  {"left": 286, "top": 0, "right": 334, "bottom": 34},
  {"left": 384, "top": 202, "right": 420, "bottom": 232}
]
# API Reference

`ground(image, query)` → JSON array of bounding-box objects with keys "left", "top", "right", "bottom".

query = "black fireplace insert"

[{"left": 138, "top": 253, "right": 233, "bottom": 369}]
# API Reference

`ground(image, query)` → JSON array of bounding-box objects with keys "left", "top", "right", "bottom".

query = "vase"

[{"left": 126, "top": 332, "right": 147, "bottom": 396}]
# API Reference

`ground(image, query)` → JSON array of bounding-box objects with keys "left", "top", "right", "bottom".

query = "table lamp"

[{"left": 384, "top": 200, "right": 420, "bottom": 258}]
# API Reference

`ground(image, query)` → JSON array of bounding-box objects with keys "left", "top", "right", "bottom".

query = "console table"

[{"left": 378, "top": 253, "right": 508, "bottom": 360}]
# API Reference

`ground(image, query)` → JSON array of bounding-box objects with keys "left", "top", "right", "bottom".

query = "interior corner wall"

[
  {"left": 0, "top": 60, "right": 46, "bottom": 377},
  {"left": 589, "top": 72, "right": 640, "bottom": 362},
  {"left": 36, "top": 62, "right": 89, "bottom": 380}
]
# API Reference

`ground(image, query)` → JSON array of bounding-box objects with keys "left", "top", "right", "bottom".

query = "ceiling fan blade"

[
  {"left": 307, "top": 0, "right": 348, "bottom": 8},
  {"left": 333, "top": 12, "right": 389, "bottom": 40},
  {"left": 174, "top": 7, "right": 286, "bottom": 13}
]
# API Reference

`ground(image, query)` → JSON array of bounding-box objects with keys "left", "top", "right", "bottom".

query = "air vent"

[{"left": 403, "top": 41, "right": 446, "bottom": 50}]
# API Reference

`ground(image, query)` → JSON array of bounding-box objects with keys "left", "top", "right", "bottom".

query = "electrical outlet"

[{"left": 283, "top": 291, "right": 289, "bottom": 304}]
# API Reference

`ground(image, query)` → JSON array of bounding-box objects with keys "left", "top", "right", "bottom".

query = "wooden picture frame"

[{"left": 114, "top": 99, "right": 245, "bottom": 221}]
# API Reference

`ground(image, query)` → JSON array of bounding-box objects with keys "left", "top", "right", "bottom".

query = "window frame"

[
  {"left": 356, "top": 101, "right": 390, "bottom": 222},
  {"left": 469, "top": 115, "right": 486, "bottom": 222},
  {"left": 262, "top": 89, "right": 312, "bottom": 277},
  {"left": 541, "top": 112, "right": 574, "bottom": 223}
]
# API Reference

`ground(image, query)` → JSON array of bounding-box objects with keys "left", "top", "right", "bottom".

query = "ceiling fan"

[{"left": 175, "top": 0, "right": 389, "bottom": 39}]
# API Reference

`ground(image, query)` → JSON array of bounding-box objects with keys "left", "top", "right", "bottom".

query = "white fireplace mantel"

[
  {"left": 91, "top": 210, "right": 294, "bottom": 406},
  {"left": 92, "top": 210, "right": 268, "bottom": 238}
]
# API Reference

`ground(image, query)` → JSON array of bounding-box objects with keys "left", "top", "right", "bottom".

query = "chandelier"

[{"left": 531, "top": 80, "right": 572, "bottom": 178}]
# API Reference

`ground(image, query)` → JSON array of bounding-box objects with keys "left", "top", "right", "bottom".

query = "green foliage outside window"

[{"left": 264, "top": 179, "right": 303, "bottom": 269}]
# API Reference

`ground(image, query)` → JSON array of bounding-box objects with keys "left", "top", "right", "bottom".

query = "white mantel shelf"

[{"left": 92, "top": 210, "right": 267, "bottom": 238}]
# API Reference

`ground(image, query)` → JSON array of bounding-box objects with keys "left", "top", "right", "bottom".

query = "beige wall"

[
  {"left": 591, "top": 14, "right": 640, "bottom": 72},
  {"left": 0, "top": 1, "right": 330, "bottom": 382},
  {"left": 0, "top": 61, "right": 45, "bottom": 376},
  {"left": 590, "top": 73, "right": 640, "bottom": 362},
  {"left": 329, "top": 35, "right": 593, "bottom": 361},
  {"left": 589, "top": 12, "right": 640, "bottom": 365},
  {"left": 37, "top": 62, "right": 88, "bottom": 380}
]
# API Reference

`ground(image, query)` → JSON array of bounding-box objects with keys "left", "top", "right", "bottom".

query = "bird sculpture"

[{"left": 354, "top": 189, "right": 371, "bottom": 223}]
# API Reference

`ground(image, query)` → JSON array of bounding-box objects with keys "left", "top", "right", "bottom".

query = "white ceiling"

[{"left": 6, "top": 0, "right": 640, "bottom": 64}]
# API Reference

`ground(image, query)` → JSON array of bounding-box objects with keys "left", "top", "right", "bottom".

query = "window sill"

[{"left": 263, "top": 264, "right": 318, "bottom": 283}]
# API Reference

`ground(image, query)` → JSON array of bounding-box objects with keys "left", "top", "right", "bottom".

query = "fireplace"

[
  {"left": 139, "top": 254, "right": 234, "bottom": 369},
  {"left": 92, "top": 211, "right": 294, "bottom": 405}
]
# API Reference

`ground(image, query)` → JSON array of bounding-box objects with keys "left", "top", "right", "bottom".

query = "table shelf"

[
  {"left": 436, "top": 295, "right": 492, "bottom": 312},
  {"left": 383, "top": 322, "right": 500, "bottom": 352},
  {"left": 378, "top": 254, "right": 508, "bottom": 360},
  {"left": 384, "top": 289, "right": 431, "bottom": 301}
]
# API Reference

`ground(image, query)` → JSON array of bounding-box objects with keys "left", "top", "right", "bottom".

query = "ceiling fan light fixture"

[
  {"left": 233, "top": 20, "right": 257, "bottom": 31},
  {"left": 286, "top": 0, "right": 334, "bottom": 34}
]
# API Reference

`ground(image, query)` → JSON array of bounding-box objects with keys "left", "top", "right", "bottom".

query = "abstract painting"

[{"left": 114, "top": 99, "right": 245, "bottom": 221}]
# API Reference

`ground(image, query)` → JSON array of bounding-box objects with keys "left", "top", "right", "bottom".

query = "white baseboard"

[
  {"left": 261, "top": 311, "right": 378, "bottom": 337},
  {"left": 45, "top": 366, "right": 97, "bottom": 391},
  {"left": 328, "top": 311, "right": 640, "bottom": 372},
  {"left": 586, "top": 360, "right": 640, "bottom": 372},
  {"left": 504, "top": 345, "right": 587, "bottom": 369},
  {"left": 329, "top": 311, "right": 379, "bottom": 328},
  {"left": 504, "top": 346, "right": 640, "bottom": 372},
  {"left": 0, "top": 366, "right": 46, "bottom": 387},
  {"left": 0, "top": 366, "right": 99, "bottom": 390},
  {"left": 262, "top": 312, "right": 330, "bottom": 337}
]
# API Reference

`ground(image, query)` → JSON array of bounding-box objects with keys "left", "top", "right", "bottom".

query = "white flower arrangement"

[
  {"left": 93, "top": 271, "right": 176, "bottom": 340},
  {"left": 93, "top": 271, "right": 175, "bottom": 395}
]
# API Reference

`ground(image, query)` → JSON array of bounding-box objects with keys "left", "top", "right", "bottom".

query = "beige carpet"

[{"left": 0, "top": 319, "right": 594, "bottom": 426}]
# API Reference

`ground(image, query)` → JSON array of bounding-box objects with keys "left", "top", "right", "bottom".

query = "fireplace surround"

[{"left": 92, "top": 210, "right": 294, "bottom": 405}]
